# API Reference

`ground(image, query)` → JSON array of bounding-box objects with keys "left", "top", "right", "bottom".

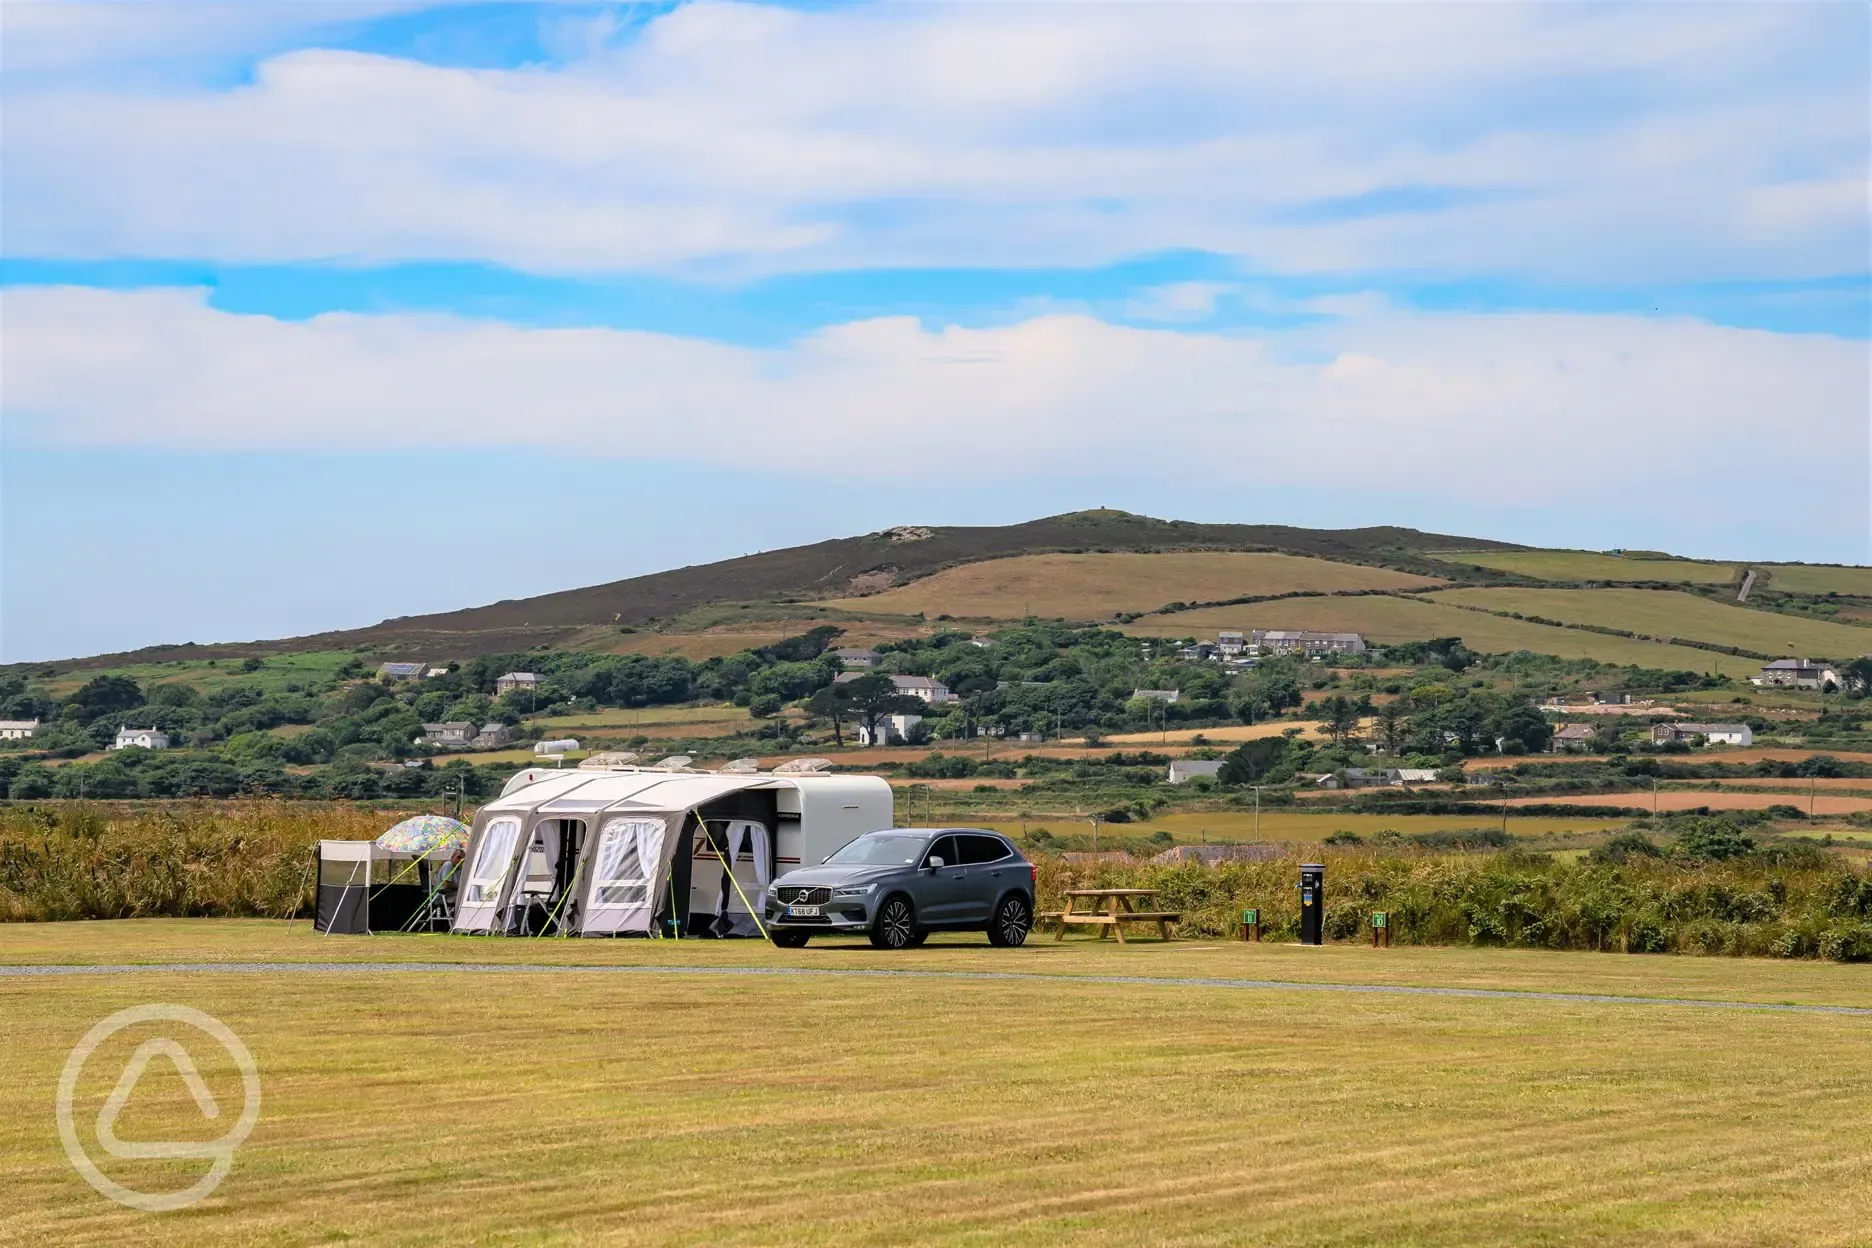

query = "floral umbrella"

[{"left": 376, "top": 815, "right": 470, "bottom": 857}]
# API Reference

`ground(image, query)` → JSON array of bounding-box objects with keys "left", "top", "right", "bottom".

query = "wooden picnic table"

[{"left": 1045, "top": 887, "right": 1180, "bottom": 943}]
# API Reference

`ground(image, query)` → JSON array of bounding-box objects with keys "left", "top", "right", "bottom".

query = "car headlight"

[{"left": 834, "top": 883, "right": 878, "bottom": 897}]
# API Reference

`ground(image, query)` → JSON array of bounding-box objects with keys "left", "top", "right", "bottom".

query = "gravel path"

[{"left": 5, "top": 961, "right": 1869, "bottom": 1016}]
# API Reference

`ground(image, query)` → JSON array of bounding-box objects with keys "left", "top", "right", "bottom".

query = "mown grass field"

[
  {"left": 1427, "top": 550, "right": 1738, "bottom": 584},
  {"left": 821, "top": 552, "right": 1441, "bottom": 620},
  {"left": 4, "top": 921, "right": 1871, "bottom": 1247},
  {"left": 1431, "top": 587, "right": 1872, "bottom": 659},
  {"left": 1758, "top": 564, "right": 1872, "bottom": 596},
  {"left": 1125, "top": 597, "right": 1761, "bottom": 676}
]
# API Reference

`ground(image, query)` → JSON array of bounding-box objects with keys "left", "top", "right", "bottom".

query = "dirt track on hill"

[
  {"left": 1501, "top": 791, "right": 1872, "bottom": 815},
  {"left": 1469, "top": 747, "right": 1872, "bottom": 770}
]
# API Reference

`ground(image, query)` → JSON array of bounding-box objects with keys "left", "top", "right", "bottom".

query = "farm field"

[
  {"left": 1430, "top": 586, "right": 1872, "bottom": 659},
  {"left": 5, "top": 922, "right": 1871, "bottom": 1247},
  {"left": 34, "top": 651, "right": 356, "bottom": 697},
  {"left": 1426, "top": 550, "right": 1737, "bottom": 584},
  {"left": 535, "top": 704, "right": 760, "bottom": 732},
  {"left": 1468, "top": 748, "right": 1872, "bottom": 770},
  {"left": 820, "top": 551, "right": 1442, "bottom": 620},
  {"left": 1125, "top": 597, "right": 1762, "bottom": 676},
  {"left": 1758, "top": 564, "right": 1872, "bottom": 596},
  {"left": 984, "top": 811, "right": 1628, "bottom": 844},
  {"left": 1500, "top": 790, "right": 1872, "bottom": 816}
]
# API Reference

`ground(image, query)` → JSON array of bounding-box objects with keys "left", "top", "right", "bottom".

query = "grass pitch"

[{"left": 5, "top": 922, "right": 1871, "bottom": 1247}]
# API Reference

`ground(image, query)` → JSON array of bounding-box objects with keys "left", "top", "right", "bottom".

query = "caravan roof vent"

[
  {"left": 719, "top": 758, "right": 761, "bottom": 774},
  {"left": 579, "top": 751, "right": 641, "bottom": 771},
  {"left": 772, "top": 757, "right": 832, "bottom": 774},
  {"left": 653, "top": 754, "right": 694, "bottom": 770}
]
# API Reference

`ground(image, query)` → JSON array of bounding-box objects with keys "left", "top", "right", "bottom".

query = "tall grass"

[
  {"left": 0, "top": 802, "right": 383, "bottom": 922},
  {"left": 1033, "top": 850, "right": 1872, "bottom": 961},
  {"left": 6, "top": 804, "right": 1871, "bottom": 961}
]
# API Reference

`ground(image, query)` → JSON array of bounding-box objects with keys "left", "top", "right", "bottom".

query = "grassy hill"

[
  {"left": 23, "top": 511, "right": 1521, "bottom": 670},
  {"left": 15, "top": 510, "right": 1868, "bottom": 677}
]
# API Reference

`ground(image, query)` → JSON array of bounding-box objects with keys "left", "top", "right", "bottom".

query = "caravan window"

[
  {"left": 592, "top": 817, "right": 663, "bottom": 908},
  {"left": 465, "top": 817, "right": 520, "bottom": 904}
]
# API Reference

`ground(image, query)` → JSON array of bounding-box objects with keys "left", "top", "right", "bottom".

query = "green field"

[
  {"left": 1759, "top": 564, "right": 1872, "bottom": 596},
  {"left": 34, "top": 651, "right": 357, "bottom": 697},
  {"left": 1428, "top": 550, "right": 1738, "bottom": 584},
  {"left": 1431, "top": 587, "right": 1872, "bottom": 660},
  {"left": 1126, "top": 596, "right": 1762, "bottom": 676},
  {"left": 5, "top": 921, "right": 1871, "bottom": 1246}
]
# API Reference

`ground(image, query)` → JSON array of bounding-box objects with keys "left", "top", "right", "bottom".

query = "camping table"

[{"left": 1050, "top": 888, "right": 1180, "bottom": 943}]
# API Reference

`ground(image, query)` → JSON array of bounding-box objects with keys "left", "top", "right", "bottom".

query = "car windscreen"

[{"left": 825, "top": 833, "right": 930, "bottom": 866}]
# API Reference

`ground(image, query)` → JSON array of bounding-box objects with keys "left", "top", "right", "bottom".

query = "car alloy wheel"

[
  {"left": 988, "top": 894, "right": 1032, "bottom": 947},
  {"left": 870, "top": 896, "right": 917, "bottom": 950}
]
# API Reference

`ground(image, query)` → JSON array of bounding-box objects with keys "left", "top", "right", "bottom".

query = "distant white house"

[
  {"left": 0, "top": 719, "right": 38, "bottom": 740},
  {"left": 833, "top": 647, "right": 882, "bottom": 669},
  {"left": 887, "top": 675, "right": 956, "bottom": 704},
  {"left": 856, "top": 713, "right": 923, "bottom": 746},
  {"left": 112, "top": 726, "right": 170, "bottom": 751},
  {"left": 1652, "top": 722, "right": 1753, "bottom": 747},
  {"left": 1167, "top": 759, "right": 1223, "bottom": 784},
  {"left": 1132, "top": 688, "right": 1180, "bottom": 704},
  {"left": 496, "top": 672, "right": 542, "bottom": 696},
  {"left": 1252, "top": 630, "right": 1367, "bottom": 656},
  {"left": 1217, "top": 630, "right": 1247, "bottom": 657},
  {"left": 1754, "top": 659, "right": 1839, "bottom": 691}
]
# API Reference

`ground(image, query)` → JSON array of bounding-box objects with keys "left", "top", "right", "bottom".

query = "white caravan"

[{"left": 452, "top": 761, "right": 892, "bottom": 937}]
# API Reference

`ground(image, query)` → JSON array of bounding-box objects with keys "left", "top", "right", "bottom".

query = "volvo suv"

[{"left": 762, "top": 828, "right": 1035, "bottom": 949}]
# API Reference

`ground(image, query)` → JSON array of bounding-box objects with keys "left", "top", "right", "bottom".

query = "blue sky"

[{"left": 2, "top": 1, "right": 1868, "bottom": 661}]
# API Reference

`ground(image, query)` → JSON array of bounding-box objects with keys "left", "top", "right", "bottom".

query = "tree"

[
  {"left": 1218, "top": 737, "right": 1287, "bottom": 786},
  {"left": 70, "top": 675, "right": 144, "bottom": 723},
  {"left": 1492, "top": 703, "right": 1553, "bottom": 754},
  {"left": 1317, "top": 694, "right": 1361, "bottom": 746},
  {"left": 1373, "top": 700, "right": 1411, "bottom": 753},
  {"left": 1839, "top": 656, "right": 1872, "bottom": 697},
  {"left": 836, "top": 674, "right": 925, "bottom": 743}
]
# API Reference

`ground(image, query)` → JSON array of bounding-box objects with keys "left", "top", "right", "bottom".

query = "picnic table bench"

[{"left": 1040, "top": 888, "right": 1180, "bottom": 943}]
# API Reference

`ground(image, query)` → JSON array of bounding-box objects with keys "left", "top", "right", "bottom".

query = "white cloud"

[
  {"left": 1125, "top": 282, "right": 1234, "bottom": 322},
  {"left": 1, "top": 2, "right": 1863, "bottom": 280},
  {"left": 5, "top": 286, "right": 1864, "bottom": 534}
]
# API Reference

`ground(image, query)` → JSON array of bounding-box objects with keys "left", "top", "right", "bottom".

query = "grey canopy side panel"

[{"left": 576, "top": 812, "right": 676, "bottom": 935}]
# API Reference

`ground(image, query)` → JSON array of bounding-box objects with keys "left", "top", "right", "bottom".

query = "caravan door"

[{"left": 696, "top": 818, "right": 772, "bottom": 937}]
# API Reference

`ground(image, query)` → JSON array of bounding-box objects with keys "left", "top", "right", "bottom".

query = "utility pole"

[
  {"left": 1810, "top": 775, "right": 1817, "bottom": 820},
  {"left": 1652, "top": 775, "right": 1659, "bottom": 816},
  {"left": 1252, "top": 785, "right": 1262, "bottom": 842}
]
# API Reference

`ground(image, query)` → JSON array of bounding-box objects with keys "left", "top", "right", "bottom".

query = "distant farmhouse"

[
  {"left": 1252, "top": 630, "right": 1367, "bottom": 656},
  {"left": 419, "top": 722, "right": 475, "bottom": 747},
  {"left": 472, "top": 722, "right": 516, "bottom": 749},
  {"left": 1167, "top": 759, "right": 1222, "bottom": 784},
  {"left": 0, "top": 719, "right": 38, "bottom": 740},
  {"left": 833, "top": 647, "right": 882, "bottom": 669},
  {"left": 1550, "top": 723, "right": 1596, "bottom": 751},
  {"left": 112, "top": 726, "right": 170, "bottom": 751},
  {"left": 495, "top": 672, "right": 542, "bottom": 696},
  {"left": 1652, "top": 722, "right": 1753, "bottom": 747},
  {"left": 856, "top": 712, "right": 923, "bottom": 746},
  {"left": 1753, "top": 659, "right": 1840, "bottom": 691},
  {"left": 833, "top": 673, "right": 958, "bottom": 704}
]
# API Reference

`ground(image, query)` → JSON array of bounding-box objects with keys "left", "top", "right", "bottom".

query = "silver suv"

[{"left": 762, "top": 828, "right": 1035, "bottom": 950}]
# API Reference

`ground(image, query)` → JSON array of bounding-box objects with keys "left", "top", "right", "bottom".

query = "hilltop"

[{"left": 23, "top": 511, "right": 1522, "bottom": 670}]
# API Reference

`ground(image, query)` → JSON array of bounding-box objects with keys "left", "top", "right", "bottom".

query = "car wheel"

[
  {"left": 987, "top": 894, "right": 1032, "bottom": 947},
  {"left": 769, "top": 929, "right": 810, "bottom": 948},
  {"left": 869, "top": 895, "right": 919, "bottom": 949},
  {"left": 904, "top": 930, "right": 929, "bottom": 947}
]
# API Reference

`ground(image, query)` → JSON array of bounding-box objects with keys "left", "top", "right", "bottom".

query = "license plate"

[{"left": 786, "top": 905, "right": 821, "bottom": 917}]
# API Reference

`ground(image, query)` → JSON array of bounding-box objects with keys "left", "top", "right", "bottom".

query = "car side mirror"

[{"left": 925, "top": 855, "right": 944, "bottom": 870}]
